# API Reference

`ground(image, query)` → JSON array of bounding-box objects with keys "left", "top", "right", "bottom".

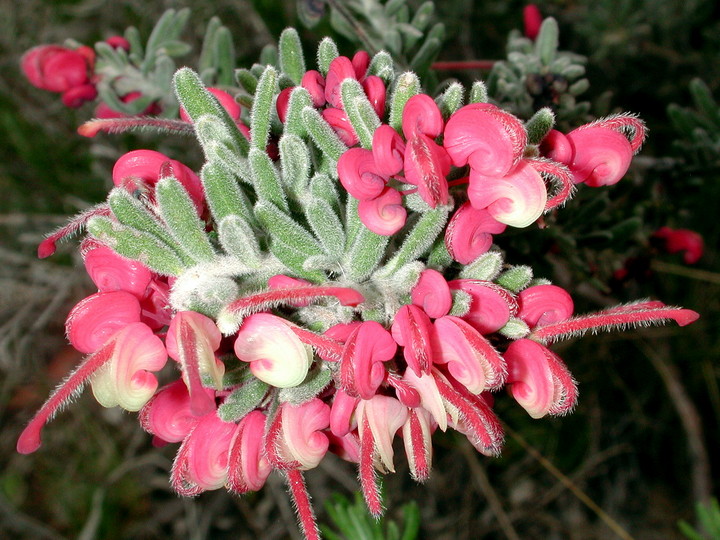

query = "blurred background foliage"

[{"left": 0, "top": 0, "right": 718, "bottom": 538}]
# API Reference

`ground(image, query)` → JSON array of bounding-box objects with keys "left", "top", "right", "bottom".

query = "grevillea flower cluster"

[{"left": 18, "top": 26, "right": 698, "bottom": 540}]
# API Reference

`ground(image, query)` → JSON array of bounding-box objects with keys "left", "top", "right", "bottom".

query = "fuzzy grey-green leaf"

[{"left": 217, "top": 378, "right": 269, "bottom": 422}]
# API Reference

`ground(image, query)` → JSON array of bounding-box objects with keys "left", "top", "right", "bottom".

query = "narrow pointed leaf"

[
  {"left": 279, "top": 28, "right": 305, "bottom": 85},
  {"left": 250, "top": 65, "right": 278, "bottom": 150},
  {"left": 218, "top": 215, "right": 262, "bottom": 268},
  {"left": 249, "top": 148, "right": 288, "bottom": 211},
  {"left": 201, "top": 161, "right": 254, "bottom": 224}
]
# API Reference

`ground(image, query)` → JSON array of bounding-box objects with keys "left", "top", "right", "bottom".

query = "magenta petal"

[
  {"left": 411, "top": 269, "right": 452, "bottom": 319},
  {"left": 391, "top": 305, "right": 433, "bottom": 375},
  {"left": 468, "top": 160, "right": 547, "bottom": 228},
  {"left": 65, "top": 291, "right": 141, "bottom": 354},
  {"left": 372, "top": 124, "right": 406, "bottom": 176},
  {"left": 432, "top": 316, "right": 507, "bottom": 393},
  {"left": 362, "top": 75, "right": 386, "bottom": 118},
  {"left": 444, "top": 103, "right": 527, "bottom": 175},
  {"left": 330, "top": 389, "right": 359, "bottom": 437},
  {"left": 279, "top": 399, "right": 331, "bottom": 470},
  {"left": 322, "top": 107, "right": 359, "bottom": 147},
  {"left": 539, "top": 129, "right": 574, "bottom": 164},
  {"left": 504, "top": 339, "right": 577, "bottom": 418},
  {"left": 340, "top": 321, "right": 395, "bottom": 399},
  {"left": 517, "top": 284, "right": 574, "bottom": 328},
  {"left": 82, "top": 241, "right": 152, "bottom": 298},
  {"left": 403, "top": 134, "right": 451, "bottom": 208},
  {"left": 338, "top": 147, "right": 387, "bottom": 200},
  {"left": 301, "top": 70, "right": 327, "bottom": 107},
  {"left": 358, "top": 187, "right": 407, "bottom": 235},
  {"left": 401, "top": 94, "right": 444, "bottom": 139},
  {"left": 139, "top": 380, "right": 205, "bottom": 443},
  {"left": 566, "top": 127, "right": 633, "bottom": 186},
  {"left": 227, "top": 410, "right": 272, "bottom": 493},
  {"left": 449, "top": 280, "right": 517, "bottom": 334},
  {"left": 352, "top": 50, "right": 371, "bottom": 79},
  {"left": 444, "top": 202, "right": 506, "bottom": 264},
  {"left": 324, "top": 56, "right": 356, "bottom": 108}
]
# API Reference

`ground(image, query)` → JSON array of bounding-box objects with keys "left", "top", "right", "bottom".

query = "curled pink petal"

[
  {"left": 21, "top": 45, "right": 91, "bottom": 93},
  {"left": 61, "top": 84, "right": 97, "bottom": 108},
  {"left": 444, "top": 103, "right": 527, "bottom": 175},
  {"left": 278, "top": 399, "right": 331, "bottom": 470},
  {"left": 391, "top": 305, "right": 433, "bottom": 376},
  {"left": 401, "top": 94, "right": 444, "bottom": 139},
  {"left": 324, "top": 56, "right": 356, "bottom": 108},
  {"left": 653, "top": 227, "right": 705, "bottom": 264},
  {"left": 82, "top": 241, "right": 152, "bottom": 298},
  {"left": 539, "top": 129, "right": 574, "bottom": 164},
  {"left": 276, "top": 86, "right": 293, "bottom": 123},
  {"left": 171, "top": 412, "right": 238, "bottom": 495},
  {"left": 449, "top": 280, "right": 517, "bottom": 334},
  {"left": 566, "top": 127, "right": 633, "bottom": 186},
  {"left": 65, "top": 291, "right": 141, "bottom": 354},
  {"left": 338, "top": 147, "right": 387, "bottom": 201},
  {"left": 362, "top": 75, "right": 386, "bottom": 118},
  {"left": 89, "top": 322, "right": 166, "bottom": 411},
  {"left": 339, "top": 321, "right": 396, "bottom": 399},
  {"left": 403, "top": 133, "right": 451, "bottom": 208},
  {"left": 411, "top": 269, "right": 452, "bottom": 319},
  {"left": 444, "top": 202, "right": 506, "bottom": 264},
  {"left": 358, "top": 187, "right": 407, "bottom": 235},
  {"left": 357, "top": 395, "right": 408, "bottom": 473},
  {"left": 227, "top": 410, "right": 272, "bottom": 493},
  {"left": 139, "top": 380, "right": 211, "bottom": 444},
  {"left": 432, "top": 316, "right": 507, "bottom": 393},
  {"left": 301, "top": 70, "right": 326, "bottom": 107},
  {"left": 504, "top": 339, "right": 578, "bottom": 418},
  {"left": 322, "top": 107, "right": 359, "bottom": 146},
  {"left": 352, "top": 50, "right": 370, "bottom": 80},
  {"left": 526, "top": 158, "right": 575, "bottom": 211},
  {"left": 468, "top": 160, "right": 548, "bottom": 228},
  {"left": 105, "top": 36, "right": 131, "bottom": 50},
  {"left": 330, "top": 389, "right": 359, "bottom": 437},
  {"left": 517, "top": 284, "right": 574, "bottom": 328},
  {"left": 234, "top": 313, "right": 312, "bottom": 388},
  {"left": 372, "top": 124, "right": 406, "bottom": 176}
]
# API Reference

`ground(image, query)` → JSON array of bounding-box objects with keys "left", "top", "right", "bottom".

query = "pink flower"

[
  {"left": 273, "top": 399, "right": 331, "bottom": 470},
  {"left": 372, "top": 124, "right": 406, "bottom": 176},
  {"left": 139, "top": 379, "right": 212, "bottom": 444},
  {"left": 503, "top": 339, "right": 578, "bottom": 418},
  {"left": 105, "top": 36, "right": 131, "bottom": 51},
  {"left": 357, "top": 187, "right": 407, "bottom": 235},
  {"left": 89, "top": 322, "right": 167, "bottom": 411},
  {"left": 234, "top": 313, "right": 313, "bottom": 388},
  {"left": 227, "top": 410, "right": 272, "bottom": 493},
  {"left": 322, "top": 106, "right": 359, "bottom": 146},
  {"left": 444, "top": 103, "right": 527, "bottom": 177},
  {"left": 82, "top": 240, "right": 152, "bottom": 298},
  {"left": 391, "top": 305, "right": 433, "bottom": 376},
  {"left": 171, "top": 412, "right": 238, "bottom": 495},
  {"left": 337, "top": 147, "right": 387, "bottom": 201},
  {"left": 65, "top": 291, "right": 142, "bottom": 354},
  {"left": 523, "top": 5, "right": 543, "bottom": 40},
  {"left": 445, "top": 202, "right": 507, "bottom": 264},
  {"left": 357, "top": 395, "right": 408, "bottom": 474},
  {"left": 653, "top": 226, "right": 704, "bottom": 264},
  {"left": 449, "top": 280, "right": 517, "bottom": 334},
  {"left": 339, "top": 321, "right": 396, "bottom": 399},
  {"left": 411, "top": 269, "right": 452, "bottom": 319},
  {"left": 301, "top": 70, "right": 326, "bottom": 107},
  {"left": 517, "top": 284, "right": 574, "bottom": 328},
  {"left": 324, "top": 56, "right": 356, "bottom": 108},
  {"left": 21, "top": 44, "right": 96, "bottom": 107}
]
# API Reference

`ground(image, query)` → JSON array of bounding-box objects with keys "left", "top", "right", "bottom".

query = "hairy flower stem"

[{"left": 285, "top": 469, "right": 320, "bottom": 540}]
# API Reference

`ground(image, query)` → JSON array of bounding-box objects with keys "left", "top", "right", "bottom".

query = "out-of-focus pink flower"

[
  {"left": 65, "top": 291, "right": 142, "bottom": 354},
  {"left": 653, "top": 226, "right": 704, "bottom": 264},
  {"left": 105, "top": 35, "right": 131, "bottom": 51},
  {"left": 357, "top": 187, "right": 407, "bottom": 235},
  {"left": 89, "top": 322, "right": 167, "bottom": 411},
  {"left": 22, "top": 44, "right": 95, "bottom": 107},
  {"left": 445, "top": 202, "right": 507, "bottom": 264},
  {"left": 523, "top": 5, "right": 543, "bottom": 40},
  {"left": 504, "top": 338, "right": 578, "bottom": 418},
  {"left": 234, "top": 313, "right": 313, "bottom": 388}
]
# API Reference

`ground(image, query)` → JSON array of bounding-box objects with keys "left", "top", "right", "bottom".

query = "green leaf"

[
  {"left": 377, "top": 205, "right": 450, "bottom": 278},
  {"left": 218, "top": 215, "right": 263, "bottom": 268},
  {"left": 201, "top": 161, "right": 255, "bottom": 224},
  {"left": 389, "top": 72, "right": 421, "bottom": 132},
  {"left": 302, "top": 106, "right": 348, "bottom": 168},
  {"left": 459, "top": 251, "right": 504, "bottom": 280},
  {"left": 341, "top": 78, "right": 381, "bottom": 149},
  {"left": 343, "top": 224, "right": 389, "bottom": 282},
  {"left": 156, "top": 176, "right": 216, "bottom": 263},
  {"left": 316, "top": 37, "right": 339, "bottom": 75},
  {"left": 279, "top": 134, "right": 311, "bottom": 195},
  {"left": 427, "top": 238, "right": 453, "bottom": 269},
  {"left": 535, "top": 17, "right": 559, "bottom": 66},
  {"left": 525, "top": 107, "right": 555, "bottom": 145},
  {"left": 87, "top": 216, "right": 185, "bottom": 276},
  {"left": 436, "top": 82, "right": 465, "bottom": 119},
  {"left": 284, "top": 86, "right": 313, "bottom": 138},
  {"left": 496, "top": 265, "right": 533, "bottom": 292},
  {"left": 217, "top": 378, "right": 269, "bottom": 422},
  {"left": 310, "top": 173, "right": 342, "bottom": 215},
  {"left": 278, "top": 365, "right": 332, "bottom": 404},
  {"left": 173, "top": 67, "right": 250, "bottom": 156},
  {"left": 250, "top": 65, "right": 278, "bottom": 151},
  {"left": 213, "top": 26, "right": 236, "bottom": 86},
  {"left": 409, "top": 35, "right": 442, "bottom": 75},
  {"left": 235, "top": 68, "right": 258, "bottom": 95},
  {"left": 249, "top": 148, "right": 289, "bottom": 212},
  {"left": 278, "top": 28, "right": 306, "bottom": 85},
  {"left": 304, "top": 198, "right": 346, "bottom": 259},
  {"left": 198, "top": 16, "right": 222, "bottom": 75},
  {"left": 367, "top": 51, "right": 395, "bottom": 84}
]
